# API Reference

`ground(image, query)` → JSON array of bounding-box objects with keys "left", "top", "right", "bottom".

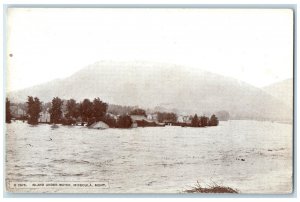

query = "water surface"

[{"left": 6, "top": 120, "right": 292, "bottom": 193}]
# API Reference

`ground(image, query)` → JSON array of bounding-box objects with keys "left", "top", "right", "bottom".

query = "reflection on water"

[{"left": 6, "top": 120, "right": 292, "bottom": 193}]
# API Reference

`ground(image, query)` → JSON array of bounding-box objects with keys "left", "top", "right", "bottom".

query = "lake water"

[{"left": 5, "top": 120, "right": 293, "bottom": 193}]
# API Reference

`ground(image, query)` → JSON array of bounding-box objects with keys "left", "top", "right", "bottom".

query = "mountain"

[
  {"left": 263, "top": 78, "right": 293, "bottom": 107},
  {"left": 7, "top": 61, "right": 292, "bottom": 121}
]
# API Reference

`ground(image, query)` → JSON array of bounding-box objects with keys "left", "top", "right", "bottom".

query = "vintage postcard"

[{"left": 5, "top": 7, "right": 294, "bottom": 194}]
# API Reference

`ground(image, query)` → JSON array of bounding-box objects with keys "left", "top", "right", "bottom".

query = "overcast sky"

[{"left": 6, "top": 8, "right": 293, "bottom": 91}]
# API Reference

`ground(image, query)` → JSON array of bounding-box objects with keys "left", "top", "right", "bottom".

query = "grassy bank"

[{"left": 184, "top": 181, "right": 238, "bottom": 193}]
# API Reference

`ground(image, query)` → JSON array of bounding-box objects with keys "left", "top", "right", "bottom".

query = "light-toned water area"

[{"left": 6, "top": 120, "right": 293, "bottom": 193}]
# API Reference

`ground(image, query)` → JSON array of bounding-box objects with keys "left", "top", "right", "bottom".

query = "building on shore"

[{"left": 39, "top": 110, "right": 50, "bottom": 123}]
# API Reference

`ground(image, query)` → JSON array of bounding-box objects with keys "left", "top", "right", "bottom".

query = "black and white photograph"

[{"left": 4, "top": 7, "right": 294, "bottom": 194}]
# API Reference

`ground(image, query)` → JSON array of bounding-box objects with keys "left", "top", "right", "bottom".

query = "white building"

[{"left": 39, "top": 110, "right": 50, "bottom": 123}]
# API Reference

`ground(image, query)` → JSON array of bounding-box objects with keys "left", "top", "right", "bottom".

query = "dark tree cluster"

[
  {"left": 208, "top": 114, "right": 219, "bottom": 126},
  {"left": 6, "top": 98, "right": 12, "bottom": 123},
  {"left": 79, "top": 99, "right": 94, "bottom": 124},
  {"left": 61, "top": 99, "right": 79, "bottom": 125},
  {"left": 62, "top": 97, "right": 108, "bottom": 126},
  {"left": 101, "top": 114, "right": 134, "bottom": 128},
  {"left": 65, "top": 99, "right": 79, "bottom": 119},
  {"left": 49, "top": 97, "right": 64, "bottom": 124},
  {"left": 191, "top": 114, "right": 199, "bottom": 127},
  {"left": 191, "top": 114, "right": 219, "bottom": 127},
  {"left": 23, "top": 96, "right": 109, "bottom": 126},
  {"left": 116, "top": 115, "right": 133, "bottom": 128},
  {"left": 78, "top": 98, "right": 108, "bottom": 125},
  {"left": 200, "top": 116, "right": 209, "bottom": 127},
  {"left": 26, "top": 96, "right": 42, "bottom": 125}
]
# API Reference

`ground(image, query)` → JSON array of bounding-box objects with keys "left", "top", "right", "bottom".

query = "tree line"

[
  {"left": 5, "top": 96, "right": 131, "bottom": 128},
  {"left": 6, "top": 96, "right": 219, "bottom": 128},
  {"left": 191, "top": 114, "right": 218, "bottom": 127}
]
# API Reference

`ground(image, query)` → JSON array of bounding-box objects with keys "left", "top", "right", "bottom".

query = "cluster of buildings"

[{"left": 130, "top": 114, "right": 192, "bottom": 127}]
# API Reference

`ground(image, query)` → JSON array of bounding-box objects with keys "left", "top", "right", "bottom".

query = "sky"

[{"left": 6, "top": 8, "right": 294, "bottom": 91}]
